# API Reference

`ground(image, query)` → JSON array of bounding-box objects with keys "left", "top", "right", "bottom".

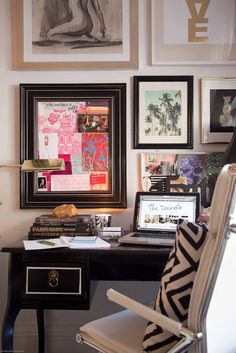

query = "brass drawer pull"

[{"left": 48, "top": 270, "right": 59, "bottom": 287}]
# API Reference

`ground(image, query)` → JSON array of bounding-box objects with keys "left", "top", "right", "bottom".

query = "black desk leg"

[
  {"left": 2, "top": 305, "right": 20, "bottom": 351},
  {"left": 37, "top": 309, "right": 45, "bottom": 353}
]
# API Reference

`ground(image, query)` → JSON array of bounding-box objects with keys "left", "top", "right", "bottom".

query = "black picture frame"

[
  {"left": 133, "top": 76, "right": 193, "bottom": 149},
  {"left": 20, "top": 83, "right": 127, "bottom": 209}
]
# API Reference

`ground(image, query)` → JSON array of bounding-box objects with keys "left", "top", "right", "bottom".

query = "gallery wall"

[{"left": 0, "top": 0, "right": 234, "bottom": 352}]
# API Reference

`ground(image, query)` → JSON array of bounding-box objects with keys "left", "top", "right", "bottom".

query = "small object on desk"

[
  {"left": 102, "top": 227, "right": 122, "bottom": 232},
  {"left": 71, "top": 235, "right": 97, "bottom": 242},
  {"left": 37, "top": 240, "right": 55, "bottom": 246},
  {"left": 53, "top": 203, "right": 78, "bottom": 217},
  {"left": 99, "top": 226, "right": 123, "bottom": 240},
  {"left": 95, "top": 214, "right": 112, "bottom": 228}
]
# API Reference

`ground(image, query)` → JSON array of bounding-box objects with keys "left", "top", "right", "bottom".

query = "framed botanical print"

[
  {"left": 20, "top": 83, "right": 127, "bottom": 208},
  {"left": 201, "top": 77, "right": 236, "bottom": 143},
  {"left": 134, "top": 76, "right": 193, "bottom": 149}
]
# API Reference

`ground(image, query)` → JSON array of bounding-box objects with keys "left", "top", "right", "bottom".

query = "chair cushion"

[
  {"left": 143, "top": 219, "right": 208, "bottom": 352},
  {"left": 80, "top": 309, "right": 147, "bottom": 353}
]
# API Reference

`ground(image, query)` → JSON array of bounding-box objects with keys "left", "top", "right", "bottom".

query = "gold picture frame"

[{"left": 11, "top": 0, "right": 138, "bottom": 70}]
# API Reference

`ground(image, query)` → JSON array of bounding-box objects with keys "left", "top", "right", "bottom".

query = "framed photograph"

[
  {"left": 201, "top": 78, "right": 236, "bottom": 143},
  {"left": 11, "top": 0, "right": 138, "bottom": 70},
  {"left": 20, "top": 83, "right": 127, "bottom": 209},
  {"left": 151, "top": 0, "right": 236, "bottom": 65},
  {"left": 134, "top": 76, "right": 193, "bottom": 149}
]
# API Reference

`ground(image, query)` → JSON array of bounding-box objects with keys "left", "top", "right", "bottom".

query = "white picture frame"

[
  {"left": 151, "top": 0, "right": 236, "bottom": 65},
  {"left": 11, "top": 0, "right": 138, "bottom": 70},
  {"left": 201, "top": 77, "right": 236, "bottom": 144}
]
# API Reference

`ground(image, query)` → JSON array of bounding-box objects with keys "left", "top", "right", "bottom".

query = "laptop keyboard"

[{"left": 131, "top": 233, "right": 175, "bottom": 239}]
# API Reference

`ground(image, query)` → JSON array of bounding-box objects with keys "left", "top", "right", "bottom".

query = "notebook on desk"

[{"left": 119, "top": 192, "right": 200, "bottom": 247}]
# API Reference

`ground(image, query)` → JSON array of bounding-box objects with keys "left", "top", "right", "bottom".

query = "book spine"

[
  {"left": 30, "top": 226, "right": 79, "bottom": 232},
  {"left": 31, "top": 223, "right": 92, "bottom": 231},
  {"left": 35, "top": 215, "right": 92, "bottom": 223},
  {"left": 33, "top": 222, "right": 86, "bottom": 227},
  {"left": 28, "top": 232, "right": 93, "bottom": 239}
]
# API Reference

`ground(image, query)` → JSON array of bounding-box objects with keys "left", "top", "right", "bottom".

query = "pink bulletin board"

[{"left": 20, "top": 83, "right": 127, "bottom": 209}]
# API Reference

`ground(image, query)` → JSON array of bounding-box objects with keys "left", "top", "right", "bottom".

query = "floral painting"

[{"left": 82, "top": 133, "right": 109, "bottom": 171}]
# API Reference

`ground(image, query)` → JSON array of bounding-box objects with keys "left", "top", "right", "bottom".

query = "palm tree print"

[{"left": 144, "top": 90, "right": 182, "bottom": 136}]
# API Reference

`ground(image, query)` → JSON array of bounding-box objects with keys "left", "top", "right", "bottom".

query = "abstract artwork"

[{"left": 141, "top": 152, "right": 224, "bottom": 207}]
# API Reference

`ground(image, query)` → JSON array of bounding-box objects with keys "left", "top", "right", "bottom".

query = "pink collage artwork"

[{"left": 37, "top": 101, "right": 110, "bottom": 192}]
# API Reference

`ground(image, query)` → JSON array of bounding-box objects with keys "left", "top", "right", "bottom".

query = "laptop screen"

[{"left": 134, "top": 192, "right": 200, "bottom": 233}]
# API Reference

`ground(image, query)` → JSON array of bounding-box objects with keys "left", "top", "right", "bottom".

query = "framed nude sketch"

[
  {"left": 20, "top": 83, "right": 127, "bottom": 209},
  {"left": 11, "top": 0, "right": 138, "bottom": 70}
]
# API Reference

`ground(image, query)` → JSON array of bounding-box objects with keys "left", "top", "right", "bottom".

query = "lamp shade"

[
  {"left": 0, "top": 159, "right": 65, "bottom": 172},
  {"left": 221, "top": 126, "right": 236, "bottom": 166}
]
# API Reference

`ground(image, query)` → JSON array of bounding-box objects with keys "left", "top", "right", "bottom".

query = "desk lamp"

[
  {"left": 0, "top": 158, "right": 65, "bottom": 204},
  {"left": 0, "top": 158, "right": 65, "bottom": 172},
  {"left": 221, "top": 125, "right": 236, "bottom": 165}
]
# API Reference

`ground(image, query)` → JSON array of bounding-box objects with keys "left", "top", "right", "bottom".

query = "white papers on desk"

[
  {"left": 23, "top": 237, "right": 66, "bottom": 250},
  {"left": 23, "top": 236, "right": 111, "bottom": 250},
  {"left": 61, "top": 236, "right": 110, "bottom": 249}
]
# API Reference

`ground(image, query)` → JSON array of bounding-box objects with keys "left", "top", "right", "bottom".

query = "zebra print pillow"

[{"left": 143, "top": 219, "right": 208, "bottom": 353}]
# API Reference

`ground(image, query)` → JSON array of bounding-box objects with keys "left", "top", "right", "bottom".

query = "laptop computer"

[{"left": 119, "top": 192, "right": 200, "bottom": 247}]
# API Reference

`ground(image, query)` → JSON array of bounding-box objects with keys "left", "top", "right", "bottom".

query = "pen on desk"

[{"left": 38, "top": 240, "right": 55, "bottom": 246}]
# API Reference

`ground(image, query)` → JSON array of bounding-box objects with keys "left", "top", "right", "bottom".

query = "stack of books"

[
  {"left": 98, "top": 227, "right": 123, "bottom": 240},
  {"left": 28, "top": 214, "right": 95, "bottom": 240}
]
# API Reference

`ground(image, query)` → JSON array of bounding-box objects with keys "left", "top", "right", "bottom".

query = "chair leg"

[
  {"left": 75, "top": 333, "right": 82, "bottom": 344},
  {"left": 76, "top": 333, "right": 106, "bottom": 353}
]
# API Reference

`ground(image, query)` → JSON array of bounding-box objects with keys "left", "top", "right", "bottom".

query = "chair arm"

[{"left": 107, "top": 288, "right": 183, "bottom": 338}]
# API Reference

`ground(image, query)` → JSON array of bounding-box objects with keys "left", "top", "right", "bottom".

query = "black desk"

[{"left": 1, "top": 241, "right": 170, "bottom": 353}]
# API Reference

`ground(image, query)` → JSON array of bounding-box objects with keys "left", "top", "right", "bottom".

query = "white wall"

[{"left": 0, "top": 0, "right": 233, "bottom": 352}]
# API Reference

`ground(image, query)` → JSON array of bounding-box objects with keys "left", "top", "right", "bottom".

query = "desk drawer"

[{"left": 26, "top": 266, "right": 82, "bottom": 295}]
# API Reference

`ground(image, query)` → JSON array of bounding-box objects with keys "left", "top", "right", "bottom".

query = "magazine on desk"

[{"left": 23, "top": 236, "right": 111, "bottom": 250}]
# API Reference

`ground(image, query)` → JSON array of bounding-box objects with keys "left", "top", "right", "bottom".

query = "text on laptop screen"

[{"left": 136, "top": 194, "right": 198, "bottom": 232}]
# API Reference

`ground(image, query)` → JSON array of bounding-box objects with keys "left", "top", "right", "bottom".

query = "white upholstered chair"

[{"left": 76, "top": 164, "right": 236, "bottom": 353}]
